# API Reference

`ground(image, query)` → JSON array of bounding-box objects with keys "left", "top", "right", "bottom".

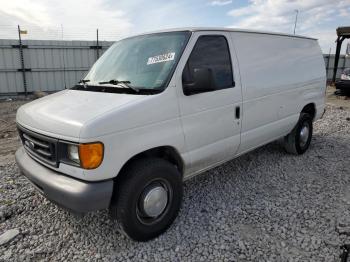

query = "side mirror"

[{"left": 183, "top": 68, "right": 215, "bottom": 95}]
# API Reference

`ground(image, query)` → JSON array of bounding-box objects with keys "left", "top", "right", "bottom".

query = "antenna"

[{"left": 293, "top": 10, "right": 299, "bottom": 35}]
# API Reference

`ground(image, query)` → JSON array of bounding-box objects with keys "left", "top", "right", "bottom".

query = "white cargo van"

[{"left": 15, "top": 28, "right": 326, "bottom": 241}]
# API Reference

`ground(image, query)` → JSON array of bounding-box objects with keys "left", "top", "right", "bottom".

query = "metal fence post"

[
  {"left": 96, "top": 29, "right": 100, "bottom": 60},
  {"left": 326, "top": 48, "right": 331, "bottom": 81},
  {"left": 60, "top": 24, "right": 67, "bottom": 89},
  {"left": 17, "top": 25, "right": 27, "bottom": 96}
]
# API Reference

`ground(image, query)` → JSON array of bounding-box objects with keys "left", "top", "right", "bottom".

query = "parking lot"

[{"left": 0, "top": 93, "right": 350, "bottom": 261}]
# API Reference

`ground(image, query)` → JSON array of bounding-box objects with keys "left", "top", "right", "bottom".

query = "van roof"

[{"left": 134, "top": 27, "right": 317, "bottom": 41}]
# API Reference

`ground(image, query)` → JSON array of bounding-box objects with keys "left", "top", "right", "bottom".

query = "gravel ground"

[
  {"left": 0, "top": 102, "right": 350, "bottom": 261},
  {"left": 0, "top": 100, "right": 27, "bottom": 164}
]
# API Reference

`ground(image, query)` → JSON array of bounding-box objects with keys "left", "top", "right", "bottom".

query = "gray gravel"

[
  {"left": 0, "top": 229, "right": 19, "bottom": 246},
  {"left": 1, "top": 105, "right": 350, "bottom": 261}
]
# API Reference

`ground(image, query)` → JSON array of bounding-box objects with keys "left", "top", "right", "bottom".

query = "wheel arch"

[
  {"left": 114, "top": 145, "right": 184, "bottom": 182},
  {"left": 301, "top": 103, "right": 316, "bottom": 120}
]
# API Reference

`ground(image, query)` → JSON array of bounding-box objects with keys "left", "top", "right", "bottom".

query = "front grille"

[{"left": 18, "top": 126, "right": 58, "bottom": 167}]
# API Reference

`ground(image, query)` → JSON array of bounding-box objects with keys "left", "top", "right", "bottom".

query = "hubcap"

[
  {"left": 141, "top": 185, "right": 168, "bottom": 218},
  {"left": 299, "top": 124, "right": 309, "bottom": 147}
]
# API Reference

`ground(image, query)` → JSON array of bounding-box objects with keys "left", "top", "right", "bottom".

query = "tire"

[
  {"left": 284, "top": 113, "right": 313, "bottom": 155},
  {"left": 110, "top": 158, "right": 183, "bottom": 241}
]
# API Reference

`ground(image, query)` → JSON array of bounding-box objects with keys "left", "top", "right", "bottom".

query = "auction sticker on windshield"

[{"left": 147, "top": 52, "right": 175, "bottom": 65}]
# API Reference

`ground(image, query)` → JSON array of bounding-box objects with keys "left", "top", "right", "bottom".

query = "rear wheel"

[
  {"left": 284, "top": 113, "right": 313, "bottom": 155},
  {"left": 110, "top": 158, "right": 183, "bottom": 241}
]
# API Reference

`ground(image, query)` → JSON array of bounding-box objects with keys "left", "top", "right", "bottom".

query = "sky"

[{"left": 0, "top": 0, "right": 349, "bottom": 53}]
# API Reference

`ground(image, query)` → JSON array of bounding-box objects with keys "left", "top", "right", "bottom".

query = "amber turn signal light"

[{"left": 78, "top": 142, "right": 104, "bottom": 169}]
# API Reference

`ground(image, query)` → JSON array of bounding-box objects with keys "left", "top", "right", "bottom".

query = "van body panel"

[
  {"left": 79, "top": 85, "right": 179, "bottom": 139},
  {"left": 78, "top": 86, "right": 188, "bottom": 181},
  {"left": 16, "top": 28, "right": 326, "bottom": 186},
  {"left": 230, "top": 32, "right": 326, "bottom": 154},
  {"left": 80, "top": 115, "right": 187, "bottom": 181}
]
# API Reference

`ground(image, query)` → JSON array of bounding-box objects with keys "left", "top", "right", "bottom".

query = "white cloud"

[
  {"left": 227, "top": 0, "right": 350, "bottom": 52},
  {"left": 0, "top": 0, "right": 132, "bottom": 40},
  {"left": 311, "top": 30, "right": 336, "bottom": 53},
  {"left": 0, "top": 0, "right": 348, "bottom": 53},
  {"left": 210, "top": 0, "right": 233, "bottom": 6},
  {"left": 0, "top": 0, "right": 202, "bottom": 40},
  {"left": 339, "top": 7, "right": 350, "bottom": 16}
]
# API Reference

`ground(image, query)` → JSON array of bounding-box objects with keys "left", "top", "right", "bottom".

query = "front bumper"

[{"left": 15, "top": 147, "right": 113, "bottom": 213}]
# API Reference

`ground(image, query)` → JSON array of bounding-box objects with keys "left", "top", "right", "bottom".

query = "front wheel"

[
  {"left": 110, "top": 158, "right": 183, "bottom": 241},
  {"left": 284, "top": 113, "right": 313, "bottom": 155}
]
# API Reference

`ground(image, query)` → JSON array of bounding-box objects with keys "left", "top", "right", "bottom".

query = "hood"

[{"left": 16, "top": 90, "right": 146, "bottom": 139}]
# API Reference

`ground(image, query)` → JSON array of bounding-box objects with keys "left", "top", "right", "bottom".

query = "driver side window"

[{"left": 182, "top": 35, "right": 234, "bottom": 92}]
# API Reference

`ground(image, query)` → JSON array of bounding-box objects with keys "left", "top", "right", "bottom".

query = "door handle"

[{"left": 235, "top": 106, "right": 240, "bottom": 119}]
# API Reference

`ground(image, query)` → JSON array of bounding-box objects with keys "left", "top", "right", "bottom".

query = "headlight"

[
  {"left": 67, "top": 144, "right": 80, "bottom": 164},
  {"left": 66, "top": 142, "right": 104, "bottom": 169}
]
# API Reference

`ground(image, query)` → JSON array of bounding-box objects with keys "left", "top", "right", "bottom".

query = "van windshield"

[{"left": 82, "top": 31, "right": 191, "bottom": 92}]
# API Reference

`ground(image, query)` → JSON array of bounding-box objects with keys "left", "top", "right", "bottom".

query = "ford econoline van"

[{"left": 15, "top": 28, "right": 326, "bottom": 241}]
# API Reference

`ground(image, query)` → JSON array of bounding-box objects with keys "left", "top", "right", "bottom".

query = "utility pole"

[{"left": 293, "top": 9, "right": 299, "bottom": 35}]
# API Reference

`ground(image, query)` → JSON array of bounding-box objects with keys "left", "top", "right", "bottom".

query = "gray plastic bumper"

[{"left": 15, "top": 147, "right": 113, "bottom": 213}]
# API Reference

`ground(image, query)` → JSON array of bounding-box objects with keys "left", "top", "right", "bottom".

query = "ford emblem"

[{"left": 25, "top": 140, "right": 35, "bottom": 149}]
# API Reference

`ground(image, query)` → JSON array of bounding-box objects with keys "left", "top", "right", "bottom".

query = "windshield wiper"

[
  {"left": 77, "top": 79, "right": 90, "bottom": 88},
  {"left": 98, "top": 79, "right": 139, "bottom": 93},
  {"left": 78, "top": 79, "right": 90, "bottom": 84}
]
